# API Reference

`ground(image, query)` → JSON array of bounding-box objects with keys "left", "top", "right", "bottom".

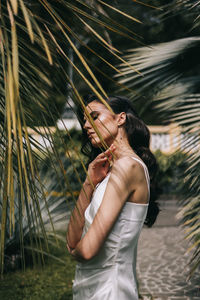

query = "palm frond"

[
  {"left": 117, "top": 37, "right": 200, "bottom": 100},
  {"left": 1, "top": 0, "right": 148, "bottom": 273},
  {"left": 161, "top": 0, "right": 200, "bottom": 29}
]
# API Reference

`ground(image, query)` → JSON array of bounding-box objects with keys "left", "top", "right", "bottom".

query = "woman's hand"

[{"left": 85, "top": 144, "right": 116, "bottom": 187}]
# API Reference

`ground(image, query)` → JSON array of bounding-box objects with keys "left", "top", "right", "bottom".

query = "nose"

[{"left": 83, "top": 118, "right": 91, "bottom": 130}]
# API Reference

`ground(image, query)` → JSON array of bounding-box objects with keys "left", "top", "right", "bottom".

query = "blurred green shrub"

[
  {"left": 154, "top": 150, "right": 186, "bottom": 196},
  {"left": 52, "top": 128, "right": 83, "bottom": 154},
  {"left": 3, "top": 129, "right": 85, "bottom": 272}
]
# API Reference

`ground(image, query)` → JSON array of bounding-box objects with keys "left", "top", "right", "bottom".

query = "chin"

[
  {"left": 91, "top": 137, "right": 113, "bottom": 149},
  {"left": 90, "top": 136, "right": 104, "bottom": 148},
  {"left": 91, "top": 140, "right": 103, "bottom": 148}
]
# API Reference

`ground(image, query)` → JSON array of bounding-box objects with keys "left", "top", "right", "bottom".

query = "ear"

[{"left": 117, "top": 112, "right": 126, "bottom": 127}]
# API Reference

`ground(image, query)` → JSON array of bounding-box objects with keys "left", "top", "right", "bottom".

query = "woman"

[{"left": 66, "top": 95, "right": 159, "bottom": 299}]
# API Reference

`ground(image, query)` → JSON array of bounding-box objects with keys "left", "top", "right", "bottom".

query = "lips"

[
  {"left": 88, "top": 131, "right": 95, "bottom": 137},
  {"left": 88, "top": 132, "right": 98, "bottom": 141},
  {"left": 88, "top": 131, "right": 94, "bottom": 134}
]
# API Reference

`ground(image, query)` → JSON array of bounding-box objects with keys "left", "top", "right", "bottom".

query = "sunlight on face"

[{"left": 83, "top": 101, "right": 118, "bottom": 147}]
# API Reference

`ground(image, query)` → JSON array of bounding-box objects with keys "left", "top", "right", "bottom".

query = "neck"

[{"left": 112, "top": 137, "right": 135, "bottom": 160}]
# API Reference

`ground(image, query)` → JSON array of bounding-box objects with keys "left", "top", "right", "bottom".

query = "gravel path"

[{"left": 137, "top": 200, "right": 200, "bottom": 300}]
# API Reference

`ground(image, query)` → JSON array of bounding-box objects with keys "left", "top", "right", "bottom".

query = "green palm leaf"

[
  {"left": 161, "top": 0, "right": 200, "bottom": 29},
  {"left": 0, "top": 0, "right": 147, "bottom": 274}
]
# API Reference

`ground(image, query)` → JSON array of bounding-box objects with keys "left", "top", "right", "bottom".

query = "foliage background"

[{"left": 1, "top": 0, "right": 200, "bottom": 297}]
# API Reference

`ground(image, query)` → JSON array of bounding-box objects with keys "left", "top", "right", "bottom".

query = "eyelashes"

[
  {"left": 83, "top": 112, "right": 99, "bottom": 124},
  {"left": 91, "top": 112, "right": 99, "bottom": 121}
]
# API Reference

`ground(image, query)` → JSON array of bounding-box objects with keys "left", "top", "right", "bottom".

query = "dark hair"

[{"left": 78, "top": 94, "right": 159, "bottom": 227}]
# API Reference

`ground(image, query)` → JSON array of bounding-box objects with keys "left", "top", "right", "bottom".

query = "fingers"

[
  {"left": 90, "top": 144, "right": 115, "bottom": 169},
  {"left": 66, "top": 243, "right": 74, "bottom": 253},
  {"left": 96, "top": 152, "right": 112, "bottom": 164},
  {"left": 106, "top": 143, "right": 116, "bottom": 154},
  {"left": 102, "top": 159, "right": 110, "bottom": 169},
  {"left": 98, "top": 144, "right": 116, "bottom": 159},
  {"left": 95, "top": 156, "right": 108, "bottom": 163},
  {"left": 103, "top": 144, "right": 116, "bottom": 160}
]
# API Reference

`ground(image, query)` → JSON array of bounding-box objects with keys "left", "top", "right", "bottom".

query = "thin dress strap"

[{"left": 130, "top": 157, "right": 150, "bottom": 199}]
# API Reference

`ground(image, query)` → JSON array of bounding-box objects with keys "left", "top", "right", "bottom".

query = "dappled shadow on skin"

[
  {"left": 84, "top": 164, "right": 134, "bottom": 257},
  {"left": 80, "top": 158, "right": 151, "bottom": 263}
]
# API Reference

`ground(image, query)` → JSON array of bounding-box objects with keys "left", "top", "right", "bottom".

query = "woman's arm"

[
  {"left": 71, "top": 157, "right": 142, "bottom": 261},
  {"left": 66, "top": 180, "right": 94, "bottom": 250},
  {"left": 66, "top": 145, "right": 115, "bottom": 251}
]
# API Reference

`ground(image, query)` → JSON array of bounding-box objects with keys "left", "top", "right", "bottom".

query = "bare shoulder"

[
  {"left": 112, "top": 156, "right": 142, "bottom": 172},
  {"left": 111, "top": 156, "right": 143, "bottom": 184}
]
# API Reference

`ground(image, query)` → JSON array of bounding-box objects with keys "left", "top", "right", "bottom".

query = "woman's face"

[{"left": 83, "top": 101, "right": 119, "bottom": 147}]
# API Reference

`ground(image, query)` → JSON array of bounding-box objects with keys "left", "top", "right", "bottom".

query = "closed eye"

[
  {"left": 90, "top": 111, "right": 99, "bottom": 120},
  {"left": 83, "top": 111, "right": 99, "bottom": 124}
]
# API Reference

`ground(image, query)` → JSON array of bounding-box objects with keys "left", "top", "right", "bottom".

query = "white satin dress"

[{"left": 73, "top": 157, "right": 150, "bottom": 300}]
